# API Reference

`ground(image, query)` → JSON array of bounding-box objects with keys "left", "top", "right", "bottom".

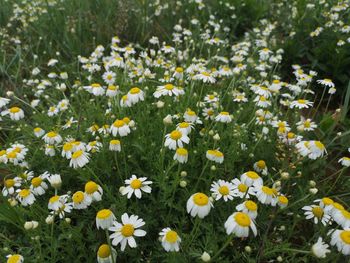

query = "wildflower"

[
  {"left": 159, "top": 228, "right": 181, "bottom": 252},
  {"left": 186, "top": 192, "right": 213, "bottom": 218},
  {"left": 153, "top": 83, "right": 184, "bottom": 98},
  {"left": 97, "top": 244, "right": 117, "bottom": 263},
  {"left": 184, "top": 109, "right": 201, "bottom": 124},
  {"left": 127, "top": 87, "right": 144, "bottom": 104},
  {"left": 33, "top": 127, "right": 45, "bottom": 137},
  {"left": 110, "top": 119, "right": 131, "bottom": 137},
  {"left": 102, "top": 71, "right": 116, "bottom": 85},
  {"left": 317, "top": 79, "right": 335, "bottom": 88},
  {"left": 297, "top": 118, "right": 317, "bottom": 131},
  {"left": 1, "top": 107, "right": 25, "bottom": 120},
  {"left": 72, "top": 191, "right": 92, "bottom": 209},
  {"left": 2, "top": 178, "right": 21, "bottom": 197},
  {"left": 0, "top": 97, "right": 10, "bottom": 108},
  {"left": 224, "top": 212, "right": 257, "bottom": 237},
  {"left": 231, "top": 178, "right": 255, "bottom": 198},
  {"left": 48, "top": 173, "right": 62, "bottom": 189},
  {"left": 96, "top": 209, "right": 116, "bottom": 230},
  {"left": 164, "top": 130, "right": 189, "bottom": 150},
  {"left": 311, "top": 237, "right": 330, "bottom": 258},
  {"left": 16, "top": 188, "right": 35, "bottom": 206},
  {"left": 43, "top": 131, "right": 62, "bottom": 144},
  {"left": 302, "top": 205, "right": 331, "bottom": 225},
  {"left": 339, "top": 157, "right": 350, "bottom": 167},
  {"left": 215, "top": 112, "right": 232, "bottom": 123},
  {"left": 84, "top": 83, "right": 105, "bottom": 96},
  {"left": 201, "top": 252, "right": 211, "bottom": 262},
  {"left": 85, "top": 181, "right": 103, "bottom": 202},
  {"left": 109, "top": 140, "right": 121, "bottom": 152},
  {"left": 206, "top": 149, "right": 224, "bottom": 163},
  {"left": 277, "top": 195, "right": 289, "bottom": 208},
  {"left": 330, "top": 228, "right": 350, "bottom": 255},
  {"left": 173, "top": 148, "right": 188, "bottom": 163},
  {"left": 333, "top": 209, "right": 350, "bottom": 229},
  {"left": 194, "top": 71, "right": 216, "bottom": 83},
  {"left": 109, "top": 213, "right": 146, "bottom": 251},
  {"left": 106, "top": 85, "right": 119, "bottom": 97},
  {"left": 254, "top": 185, "right": 277, "bottom": 205},
  {"left": 290, "top": 99, "right": 313, "bottom": 109},
  {"left": 69, "top": 150, "right": 90, "bottom": 168},
  {"left": 210, "top": 180, "right": 235, "bottom": 201},
  {"left": 30, "top": 173, "right": 49, "bottom": 196},
  {"left": 176, "top": 122, "right": 193, "bottom": 135},
  {"left": 121, "top": 175, "right": 152, "bottom": 199},
  {"left": 240, "top": 171, "right": 263, "bottom": 187},
  {"left": 253, "top": 160, "right": 268, "bottom": 175},
  {"left": 236, "top": 200, "right": 258, "bottom": 219}
]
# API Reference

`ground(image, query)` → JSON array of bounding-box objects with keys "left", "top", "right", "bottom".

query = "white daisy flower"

[
  {"left": 317, "top": 79, "right": 335, "bottom": 88},
  {"left": 110, "top": 119, "right": 131, "bottom": 137},
  {"left": 85, "top": 181, "right": 103, "bottom": 202},
  {"left": 2, "top": 107, "right": 25, "bottom": 120},
  {"left": 69, "top": 150, "right": 90, "bottom": 169},
  {"left": 164, "top": 130, "right": 190, "bottom": 150},
  {"left": 231, "top": 178, "right": 256, "bottom": 199},
  {"left": 6, "top": 254, "right": 24, "bottom": 263},
  {"left": 254, "top": 185, "right": 277, "bottom": 205},
  {"left": 290, "top": 99, "right": 313, "bottom": 109},
  {"left": 159, "top": 228, "right": 181, "bottom": 252},
  {"left": 224, "top": 212, "right": 257, "bottom": 237},
  {"left": 311, "top": 237, "right": 330, "bottom": 258},
  {"left": 215, "top": 112, "right": 232, "bottom": 123},
  {"left": 127, "top": 87, "right": 144, "bottom": 105},
  {"left": 330, "top": 228, "right": 350, "bottom": 255},
  {"left": 43, "top": 131, "right": 62, "bottom": 145},
  {"left": 236, "top": 200, "right": 258, "bottom": 219},
  {"left": 109, "top": 140, "right": 121, "bottom": 152},
  {"left": 72, "top": 191, "right": 92, "bottom": 209},
  {"left": 206, "top": 149, "right": 224, "bottom": 163},
  {"left": 153, "top": 83, "right": 184, "bottom": 98},
  {"left": 186, "top": 192, "right": 213, "bottom": 218},
  {"left": 240, "top": 171, "right": 263, "bottom": 187},
  {"left": 97, "top": 244, "right": 117, "bottom": 263},
  {"left": 16, "top": 189, "right": 35, "bottom": 206},
  {"left": 30, "top": 173, "right": 49, "bottom": 196},
  {"left": 109, "top": 213, "right": 147, "bottom": 251},
  {"left": 173, "top": 148, "right": 188, "bottom": 164},
  {"left": 210, "top": 180, "right": 235, "bottom": 201},
  {"left": 339, "top": 157, "right": 350, "bottom": 167},
  {"left": 302, "top": 205, "right": 331, "bottom": 225},
  {"left": 96, "top": 209, "right": 116, "bottom": 230},
  {"left": 2, "top": 178, "right": 21, "bottom": 196},
  {"left": 121, "top": 175, "right": 152, "bottom": 199},
  {"left": 253, "top": 160, "right": 268, "bottom": 175}
]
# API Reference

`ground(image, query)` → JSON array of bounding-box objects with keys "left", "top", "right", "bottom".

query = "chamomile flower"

[
  {"left": 85, "top": 181, "right": 103, "bottom": 202},
  {"left": 2, "top": 178, "right": 21, "bottom": 196},
  {"left": 110, "top": 119, "right": 131, "bottom": 137},
  {"left": 102, "top": 71, "right": 116, "bottom": 85},
  {"left": 96, "top": 209, "right": 116, "bottom": 230},
  {"left": 236, "top": 200, "right": 258, "bottom": 219},
  {"left": 16, "top": 188, "right": 35, "bottom": 206},
  {"left": 33, "top": 127, "right": 45, "bottom": 137},
  {"left": 72, "top": 191, "right": 92, "bottom": 209},
  {"left": 302, "top": 205, "right": 331, "bottom": 225},
  {"left": 224, "top": 212, "right": 257, "bottom": 237},
  {"left": 329, "top": 228, "right": 350, "bottom": 255},
  {"left": 109, "top": 140, "right": 121, "bottom": 152},
  {"left": 43, "top": 131, "right": 62, "bottom": 144},
  {"left": 109, "top": 213, "right": 146, "bottom": 251},
  {"left": 127, "top": 87, "right": 144, "bottom": 104},
  {"left": 210, "top": 180, "right": 235, "bottom": 201},
  {"left": 0, "top": 97, "right": 10, "bottom": 108},
  {"left": 231, "top": 178, "right": 255, "bottom": 198},
  {"left": 184, "top": 109, "right": 201, "bottom": 123},
  {"left": 48, "top": 173, "right": 62, "bottom": 189},
  {"left": 69, "top": 150, "right": 90, "bottom": 168},
  {"left": 333, "top": 209, "right": 350, "bottom": 229},
  {"left": 97, "top": 244, "right": 117, "bottom": 263},
  {"left": 205, "top": 147, "right": 224, "bottom": 162},
  {"left": 253, "top": 160, "right": 268, "bottom": 175},
  {"left": 48, "top": 195, "right": 64, "bottom": 211},
  {"left": 215, "top": 112, "right": 232, "bottom": 123},
  {"left": 164, "top": 130, "right": 189, "bottom": 150},
  {"left": 254, "top": 185, "right": 277, "bottom": 205},
  {"left": 121, "top": 175, "right": 152, "bottom": 199},
  {"left": 6, "top": 254, "right": 24, "bottom": 263},
  {"left": 309, "top": 141, "right": 326, "bottom": 159},
  {"left": 106, "top": 85, "right": 119, "bottom": 97},
  {"left": 194, "top": 71, "right": 216, "bottom": 83},
  {"left": 339, "top": 157, "right": 350, "bottom": 167},
  {"left": 297, "top": 118, "right": 317, "bottom": 131},
  {"left": 277, "top": 195, "right": 289, "bottom": 208},
  {"left": 159, "top": 228, "right": 181, "bottom": 252},
  {"left": 186, "top": 192, "right": 213, "bottom": 218},
  {"left": 30, "top": 173, "right": 49, "bottom": 196},
  {"left": 1, "top": 107, "right": 25, "bottom": 120},
  {"left": 173, "top": 148, "right": 188, "bottom": 163},
  {"left": 176, "top": 122, "right": 194, "bottom": 135},
  {"left": 153, "top": 83, "right": 184, "bottom": 98},
  {"left": 84, "top": 83, "right": 105, "bottom": 96},
  {"left": 290, "top": 99, "right": 313, "bottom": 109},
  {"left": 317, "top": 79, "right": 335, "bottom": 88},
  {"left": 311, "top": 237, "right": 330, "bottom": 258},
  {"left": 240, "top": 171, "right": 263, "bottom": 187}
]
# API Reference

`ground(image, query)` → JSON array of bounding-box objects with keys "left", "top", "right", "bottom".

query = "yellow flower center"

[
  {"left": 130, "top": 87, "right": 141, "bottom": 94},
  {"left": 213, "top": 150, "right": 223, "bottom": 157},
  {"left": 262, "top": 186, "right": 274, "bottom": 196},
  {"left": 108, "top": 85, "right": 117, "bottom": 90},
  {"left": 97, "top": 244, "right": 111, "bottom": 258},
  {"left": 121, "top": 224, "right": 135, "bottom": 237},
  {"left": 175, "top": 67, "right": 183, "bottom": 73},
  {"left": 314, "top": 141, "right": 325, "bottom": 150},
  {"left": 246, "top": 171, "right": 259, "bottom": 179},
  {"left": 322, "top": 197, "right": 333, "bottom": 206},
  {"left": 19, "top": 189, "right": 31, "bottom": 198},
  {"left": 176, "top": 148, "right": 188, "bottom": 156},
  {"left": 297, "top": 99, "right": 306, "bottom": 104},
  {"left": 72, "top": 150, "right": 83, "bottom": 159},
  {"left": 63, "top": 142, "right": 73, "bottom": 151},
  {"left": 9, "top": 107, "right": 20, "bottom": 113},
  {"left": 85, "top": 181, "right": 98, "bottom": 194},
  {"left": 49, "top": 195, "right": 60, "bottom": 203},
  {"left": 122, "top": 117, "right": 130, "bottom": 124},
  {"left": 312, "top": 206, "right": 324, "bottom": 218},
  {"left": 256, "top": 160, "right": 266, "bottom": 169},
  {"left": 165, "top": 230, "right": 178, "bottom": 243},
  {"left": 110, "top": 140, "right": 120, "bottom": 145},
  {"left": 72, "top": 191, "right": 85, "bottom": 203},
  {"left": 193, "top": 193, "right": 209, "bottom": 206},
  {"left": 34, "top": 127, "right": 42, "bottom": 133},
  {"left": 278, "top": 195, "right": 289, "bottom": 205},
  {"left": 0, "top": 150, "right": 6, "bottom": 156},
  {"left": 333, "top": 202, "right": 344, "bottom": 210},
  {"left": 238, "top": 184, "right": 248, "bottom": 193},
  {"left": 5, "top": 179, "right": 15, "bottom": 188},
  {"left": 202, "top": 72, "right": 210, "bottom": 77},
  {"left": 164, "top": 84, "right": 174, "bottom": 90},
  {"left": 170, "top": 130, "right": 182, "bottom": 140},
  {"left": 179, "top": 122, "right": 189, "bottom": 128},
  {"left": 218, "top": 185, "right": 229, "bottom": 195},
  {"left": 341, "top": 210, "right": 350, "bottom": 219},
  {"left": 130, "top": 179, "right": 142, "bottom": 189},
  {"left": 220, "top": 111, "right": 229, "bottom": 115},
  {"left": 7, "top": 254, "right": 21, "bottom": 263},
  {"left": 113, "top": 120, "right": 125, "bottom": 128},
  {"left": 340, "top": 231, "right": 350, "bottom": 244},
  {"left": 47, "top": 131, "right": 57, "bottom": 138},
  {"left": 97, "top": 209, "right": 112, "bottom": 220},
  {"left": 234, "top": 212, "right": 251, "bottom": 227},
  {"left": 31, "top": 177, "right": 42, "bottom": 187},
  {"left": 91, "top": 83, "right": 101, "bottom": 88},
  {"left": 245, "top": 200, "right": 258, "bottom": 211},
  {"left": 7, "top": 151, "right": 17, "bottom": 159},
  {"left": 287, "top": 132, "right": 295, "bottom": 139}
]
